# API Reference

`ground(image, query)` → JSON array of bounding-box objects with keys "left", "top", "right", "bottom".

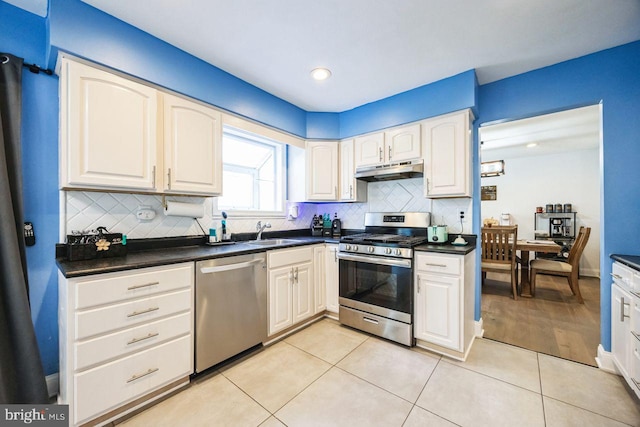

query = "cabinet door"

[
  {"left": 325, "top": 244, "right": 340, "bottom": 314},
  {"left": 268, "top": 267, "right": 293, "bottom": 335},
  {"left": 414, "top": 273, "right": 461, "bottom": 351},
  {"left": 61, "top": 59, "right": 158, "bottom": 190},
  {"left": 340, "top": 139, "right": 356, "bottom": 200},
  {"left": 385, "top": 124, "right": 421, "bottom": 163},
  {"left": 314, "top": 246, "right": 327, "bottom": 314},
  {"left": 163, "top": 93, "right": 222, "bottom": 195},
  {"left": 423, "top": 110, "right": 471, "bottom": 198},
  {"left": 612, "top": 283, "right": 631, "bottom": 377},
  {"left": 354, "top": 133, "right": 384, "bottom": 168},
  {"left": 306, "top": 141, "right": 338, "bottom": 201},
  {"left": 293, "top": 262, "right": 314, "bottom": 324}
]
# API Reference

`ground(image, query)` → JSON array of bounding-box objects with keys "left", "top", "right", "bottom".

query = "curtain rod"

[{"left": 23, "top": 62, "right": 53, "bottom": 76}]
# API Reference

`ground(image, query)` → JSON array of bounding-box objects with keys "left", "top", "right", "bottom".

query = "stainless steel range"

[{"left": 337, "top": 212, "right": 430, "bottom": 346}]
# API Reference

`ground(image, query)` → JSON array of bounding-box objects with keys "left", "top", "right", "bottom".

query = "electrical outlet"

[
  {"left": 136, "top": 205, "right": 156, "bottom": 221},
  {"left": 459, "top": 210, "right": 466, "bottom": 222}
]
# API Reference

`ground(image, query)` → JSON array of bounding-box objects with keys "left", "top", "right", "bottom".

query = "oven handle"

[{"left": 337, "top": 252, "right": 412, "bottom": 268}]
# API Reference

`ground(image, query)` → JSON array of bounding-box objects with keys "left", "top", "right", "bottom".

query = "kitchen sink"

[{"left": 247, "top": 239, "right": 302, "bottom": 246}]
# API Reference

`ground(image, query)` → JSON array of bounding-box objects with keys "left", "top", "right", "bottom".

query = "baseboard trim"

[
  {"left": 46, "top": 373, "right": 59, "bottom": 398},
  {"left": 595, "top": 344, "right": 618, "bottom": 374},
  {"left": 475, "top": 318, "right": 484, "bottom": 338}
]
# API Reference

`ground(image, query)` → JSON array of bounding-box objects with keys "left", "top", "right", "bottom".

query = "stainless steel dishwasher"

[{"left": 195, "top": 253, "right": 267, "bottom": 373}]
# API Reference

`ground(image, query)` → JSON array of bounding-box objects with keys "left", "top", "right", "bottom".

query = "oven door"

[{"left": 337, "top": 252, "right": 412, "bottom": 323}]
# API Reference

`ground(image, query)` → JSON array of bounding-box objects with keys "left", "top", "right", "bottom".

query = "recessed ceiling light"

[
  {"left": 310, "top": 68, "right": 332, "bottom": 81},
  {"left": 526, "top": 143, "right": 538, "bottom": 148}
]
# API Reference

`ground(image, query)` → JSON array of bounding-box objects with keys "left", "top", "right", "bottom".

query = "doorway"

[{"left": 478, "top": 105, "right": 601, "bottom": 366}]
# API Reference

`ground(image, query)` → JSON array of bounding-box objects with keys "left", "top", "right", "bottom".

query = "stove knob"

[
  {"left": 368, "top": 246, "right": 374, "bottom": 253},
  {"left": 394, "top": 248, "right": 402, "bottom": 256},
  {"left": 353, "top": 245, "right": 359, "bottom": 252},
  {"left": 345, "top": 244, "right": 351, "bottom": 251},
  {"left": 385, "top": 248, "right": 392, "bottom": 254}
]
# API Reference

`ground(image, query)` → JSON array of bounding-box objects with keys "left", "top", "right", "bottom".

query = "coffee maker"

[{"left": 549, "top": 218, "right": 571, "bottom": 237}]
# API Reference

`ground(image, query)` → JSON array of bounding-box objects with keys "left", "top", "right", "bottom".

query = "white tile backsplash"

[{"left": 62, "top": 178, "right": 472, "bottom": 240}]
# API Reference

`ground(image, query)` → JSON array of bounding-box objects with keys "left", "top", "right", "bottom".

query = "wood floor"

[{"left": 481, "top": 272, "right": 600, "bottom": 366}]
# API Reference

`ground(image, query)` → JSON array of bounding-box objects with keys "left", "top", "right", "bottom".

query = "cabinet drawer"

[
  {"left": 74, "top": 335, "right": 191, "bottom": 424},
  {"left": 268, "top": 246, "right": 313, "bottom": 269},
  {"left": 75, "top": 263, "right": 193, "bottom": 309},
  {"left": 415, "top": 253, "right": 461, "bottom": 275},
  {"left": 75, "top": 312, "right": 191, "bottom": 370},
  {"left": 75, "top": 289, "right": 191, "bottom": 340}
]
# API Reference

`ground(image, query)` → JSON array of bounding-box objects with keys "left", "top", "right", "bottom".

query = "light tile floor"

[{"left": 117, "top": 318, "right": 640, "bottom": 427}]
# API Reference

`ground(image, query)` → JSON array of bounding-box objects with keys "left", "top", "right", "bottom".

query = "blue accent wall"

[
  {"left": 306, "top": 112, "right": 340, "bottom": 139},
  {"left": 339, "top": 70, "right": 477, "bottom": 138},
  {"left": 47, "top": 0, "right": 308, "bottom": 138},
  {"left": 478, "top": 40, "right": 640, "bottom": 350},
  {"left": 1, "top": 1, "right": 60, "bottom": 376}
]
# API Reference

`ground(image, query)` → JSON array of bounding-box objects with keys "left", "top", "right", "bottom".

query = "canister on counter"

[
  {"left": 545, "top": 204, "right": 554, "bottom": 213},
  {"left": 563, "top": 203, "right": 572, "bottom": 212},
  {"left": 554, "top": 203, "right": 563, "bottom": 213}
]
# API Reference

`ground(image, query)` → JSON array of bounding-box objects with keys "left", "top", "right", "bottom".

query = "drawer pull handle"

[
  {"left": 425, "top": 263, "right": 447, "bottom": 268},
  {"left": 631, "top": 291, "right": 640, "bottom": 299},
  {"left": 128, "top": 281, "right": 160, "bottom": 291},
  {"left": 632, "top": 378, "right": 640, "bottom": 390},
  {"left": 632, "top": 331, "right": 640, "bottom": 342},
  {"left": 126, "top": 368, "right": 159, "bottom": 383},
  {"left": 363, "top": 317, "right": 379, "bottom": 325},
  {"left": 127, "top": 307, "right": 160, "bottom": 318},
  {"left": 611, "top": 273, "right": 623, "bottom": 280},
  {"left": 127, "top": 332, "right": 159, "bottom": 345}
]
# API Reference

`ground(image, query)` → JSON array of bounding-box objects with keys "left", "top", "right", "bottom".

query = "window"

[{"left": 216, "top": 126, "right": 285, "bottom": 216}]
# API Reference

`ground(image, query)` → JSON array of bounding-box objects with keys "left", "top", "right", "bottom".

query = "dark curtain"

[{"left": 0, "top": 53, "right": 48, "bottom": 404}]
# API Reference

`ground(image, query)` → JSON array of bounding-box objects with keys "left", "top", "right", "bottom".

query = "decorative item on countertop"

[
  {"left": 221, "top": 211, "right": 231, "bottom": 241},
  {"left": 209, "top": 228, "right": 218, "bottom": 243},
  {"left": 322, "top": 213, "right": 332, "bottom": 237},
  {"left": 66, "top": 226, "right": 126, "bottom": 261},
  {"left": 311, "top": 214, "right": 323, "bottom": 236},
  {"left": 331, "top": 213, "right": 342, "bottom": 238}
]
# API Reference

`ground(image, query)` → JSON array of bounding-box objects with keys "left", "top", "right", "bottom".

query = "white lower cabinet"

[
  {"left": 325, "top": 244, "right": 340, "bottom": 314},
  {"left": 414, "top": 251, "right": 476, "bottom": 360},
  {"left": 611, "top": 260, "right": 640, "bottom": 398},
  {"left": 268, "top": 246, "right": 315, "bottom": 336},
  {"left": 58, "top": 263, "right": 194, "bottom": 426},
  {"left": 314, "top": 246, "right": 327, "bottom": 313}
]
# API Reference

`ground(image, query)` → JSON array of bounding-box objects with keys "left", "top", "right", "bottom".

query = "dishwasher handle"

[{"left": 200, "top": 258, "right": 264, "bottom": 274}]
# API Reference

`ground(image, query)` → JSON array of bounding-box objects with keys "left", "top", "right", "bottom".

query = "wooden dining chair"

[
  {"left": 481, "top": 225, "right": 519, "bottom": 299},
  {"left": 530, "top": 226, "right": 591, "bottom": 303}
]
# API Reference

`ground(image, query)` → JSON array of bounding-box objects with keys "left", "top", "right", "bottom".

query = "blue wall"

[
  {"left": 340, "top": 70, "right": 477, "bottom": 138},
  {"left": 477, "top": 40, "right": 640, "bottom": 350},
  {"left": 1, "top": 1, "right": 60, "bottom": 375},
  {"left": 48, "top": 0, "right": 308, "bottom": 138}
]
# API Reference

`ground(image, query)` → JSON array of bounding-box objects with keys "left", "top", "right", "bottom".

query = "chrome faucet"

[{"left": 256, "top": 221, "right": 271, "bottom": 240}]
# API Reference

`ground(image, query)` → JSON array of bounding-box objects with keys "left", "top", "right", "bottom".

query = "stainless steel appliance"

[
  {"left": 354, "top": 159, "right": 423, "bottom": 181},
  {"left": 337, "top": 212, "right": 430, "bottom": 346},
  {"left": 195, "top": 253, "right": 267, "bottom": 372}
]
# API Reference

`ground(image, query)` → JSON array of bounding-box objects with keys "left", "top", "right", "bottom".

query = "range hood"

[{"left": 354, "top": 159, "right": 424, "bottom": 182}]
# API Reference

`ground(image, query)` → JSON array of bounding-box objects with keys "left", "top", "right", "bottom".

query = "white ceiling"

[
  {"left": 8, "top": 0, "right": 640, "bottom": 112},
  {"left": 479, "top": 105, "right": 601, "bottom": 160}
]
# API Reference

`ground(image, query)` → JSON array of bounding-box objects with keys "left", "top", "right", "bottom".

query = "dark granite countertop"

[
  {"left": 611, "top": 254, "right": 640, "bottom": 272},
  {"left": 57, "top": 231, "right": 477, "bottom": 278},
  {"left": 57, "top": 236, "right": 337, "bottom": 278},
  {"left": 414, "top": 234, "right": 477, "bottom": 255}
]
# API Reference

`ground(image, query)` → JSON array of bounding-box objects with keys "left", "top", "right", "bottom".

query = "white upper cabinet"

[
  {"left": 423, "top": 109, "right": 473, "bottom": 198},
  {"left": 354, "top": 124, "right": 421, "bottom": 169},
  {"left": 384, "top": 124, "right": 421, "bottom": 163},
  {"left": 60, "top": 58, "right": 158, "bottom": 191},
  {"left": 60, "top": 58, "right": 222, "bottom": 196},
  {"left": 306, "top": 140, "right": 339, "bottom": 201},
  {"left": 162, "top": 93, "right": 222, "bottom": 195},
  {"left": 339, "top": 139, "right": 367, "bottom": 202},
  {"left": 354, "top": 133, "right": 385, "bottom": 168}
]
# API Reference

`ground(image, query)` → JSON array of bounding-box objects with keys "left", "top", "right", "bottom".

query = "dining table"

[{"left": 516, "top": 239, "right": 562, "bottom": 297}]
